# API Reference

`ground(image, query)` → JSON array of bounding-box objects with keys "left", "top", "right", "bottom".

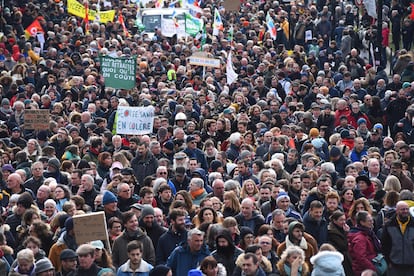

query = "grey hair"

[
  {"left": 279, "top": 245, "right": 305, "bottom": 264},
  {"left": 191, "top": 178, "right": 204, "bottom": 188},
  {"left": 187, "top": 228, "right": 204, "bottom": 240},
  {"left": 228, "top": 132, "right": 241, "bottom": 144},
  {"left": 320, "top": 162, "right": 335, "bottom": 173}
]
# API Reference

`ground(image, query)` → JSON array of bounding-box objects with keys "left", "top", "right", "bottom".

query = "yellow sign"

[{"left": 67, "top": 0, "right": 115, "bottom": 23}]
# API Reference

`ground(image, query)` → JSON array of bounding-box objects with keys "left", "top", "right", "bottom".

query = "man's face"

[
  {"left": 273, "top": 214, "right": 285, "bottom": 230},
  {"left": 142, "top": 193, "right": 154, "bottom": 204},
  {"left": 241, "top": 201, "right": 253, "bottom": 218},
  {"left": 143, "top": 215, "right": 154, "bottom": 228},
  {"left": 271, "top": 186, "right": 281, "bottom": 200},
  {"left": 125, "top": 215, "right": 139, "bottom": 232},
  {"left": 354, "top": 139, "right": 364, "bottom": 151},
  {"left": 368, "top": 160, "right": 380, "bottom": 174},
  {"left": 104, "top": 202, "right": 117, "bottom": 213},
  {"left": 189, "top": 160, "right": 198, "bottom": 171},
  {"left": 213, "top": 182, "right": 225, "bottom": 197},
  {"left": 291, "top": 228, "right": 303, "bottom": 241},
  {"left": 242, "top": 257, "right": 259, "bottom": 276},
  {"left": 399, "top": 148, "right": 410, "bottom": 160},
  {"left": 6, "top": 175, "right": 19, "bottom": 190},
  {"left": 310, "top": 207, "right": 323, "bottom": 221},
  {"left": 61, "top": 258, "right": 77, "bottom": 271},
  {"left": 318, "top": 181, "right": 330, "bottom": 194},
  {"left": 217, "top": 237, "right": 229, "bottom": 248},
  {"left": 81, "top": 176, "right": 93, "bottom": 191},
  {"left": 172, "top": 215, "right": 186, "bottom": 232},
  {"left": 31, "top": 164, "right": 43, "bottom": 177},
  {"left": 36, "top": 187, "right": 49, "bottom": 201},
  {"left": 259, "top": 188, "right": 271, "bottom": 202},
  {"left": 128, "top": 248, "right": 142, "bottom": 266},
  {"left": 137, "top": 145, "right": 147, "bottom": 156},
  {"left": 189, "top": 234, "right": 204, "bottom": 252},
  {"left": 160, "top": 189, "right": 172, "bottom": 201},
  {"left": 78, "top": 253, "right": 94, "bottom": 269},
  {"left": 291, "top": 178, "right": 302, "bottom": 191},
  {"left": 277, "top": 198, "right": 290, "bottom": 211},
  {"left": 157, "top": 169, "right": 168, "bottom": 179},
  {"left": 326, "top": 198, "right": 338, "bottom": 212},
  {"left": 71, "top": 173, "right": 81, "bottom": 186},
  {"left": 397, "top": 202, "right": 410, "bottom": 220}
]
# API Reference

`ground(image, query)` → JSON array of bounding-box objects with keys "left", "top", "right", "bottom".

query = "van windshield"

[{"left": 142, "top": 15, "right": 161, "bottom": 32}]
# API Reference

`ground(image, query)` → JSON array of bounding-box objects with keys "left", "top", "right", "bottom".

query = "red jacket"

[
  {"left": 335, "top": 108, "right": 351, "bottom": 126},
  {"left": 348, "top": 229, "right": 377, "bottom": 275}
]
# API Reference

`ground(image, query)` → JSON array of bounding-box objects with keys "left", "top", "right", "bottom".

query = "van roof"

[{"left": 141, "top": 8, "right": 189, "bottom": 16}]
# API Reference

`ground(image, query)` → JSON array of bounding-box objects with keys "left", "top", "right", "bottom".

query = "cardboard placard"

[
  {"left": 73, "top": 212, "right": 109, "bottom": 245},
  {"left": 24, "top": 109, "right": 50, "bottom": 130},
  {"left": 223, "top": 0, "right": 240, "bottom": 11}
]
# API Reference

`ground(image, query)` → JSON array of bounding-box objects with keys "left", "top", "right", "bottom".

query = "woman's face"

[
  {"left": 44, "top": 204, "right": 55, "bottom": 216},
  {"left": 287, "top": 253, "right": 301, "bottom": 265},
  {"left": 175, "top": 194, "right": 185, "bottom": 202},
  {"left": 18, "top": 259, "right": 33, "bottom": 273},
  {"left": 385, "top": 153, "right": 395, "bottom": 165},
  {"left": 358, "top": 181, "right": 368, "bottom": 191},
  {"left": 334, "top": 215, "right": 347, "bottom": 228},
  {"left": 202, "top": 209, "right": 214, "bottom": 223},
  {"left": 54, "top": 187, "right": 65, "bottom": 200},
  {"left": 26, "top": 241, "right": 39, "bottom": 254},
  {"left": 356, "top": 203, "right": 366, "bottom": 213},
  {"left": 94, "top": 248, "right": 103, "bottom": 260},
  {"left": 223, "top": 196, "right": 230, "bottom": 207},
  {"left": 245, "top": 182, "right": 255, "bottom": 194},
  {"left": 343, "top": 190, "right": 354, "bottom": 202},
  {"left": 104, "top": 156, "right": 112, "bottom": 167}
]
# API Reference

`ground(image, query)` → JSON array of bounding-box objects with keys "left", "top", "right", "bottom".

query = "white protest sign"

[{"left": 116, "top": 106, "right": 155, "bottom": 135}]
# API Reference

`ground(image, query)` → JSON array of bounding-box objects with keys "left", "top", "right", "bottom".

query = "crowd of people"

[{"left": 0, "top": 0, "right": 414, "bottom": 275}]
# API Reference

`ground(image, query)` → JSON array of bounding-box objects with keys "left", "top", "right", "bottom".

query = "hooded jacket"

[
  {"left": 156, "top": 227, "right": 188, "bottom": 265},
  {"left": 310, "top": 251, "right": 345, "bottom": 276},
  {"left": 211, "top": 229, "right": 243, "bottom": 275},
  {"left": 131, "top": 151, "right": 159, "bottom": 186},
  {"left": 166, "top": 242, "right": 210, "bottom": 276},
  {"left": 112, "top": 229, "right": 155, "bottom": 269}
]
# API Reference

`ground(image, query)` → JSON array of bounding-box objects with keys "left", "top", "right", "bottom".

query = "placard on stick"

[
  {"left": 24, "top": 109, "right": 50, "bottom": 130},
  {"left": 73, "top": 212, "right": 109, "bottom": 245}
]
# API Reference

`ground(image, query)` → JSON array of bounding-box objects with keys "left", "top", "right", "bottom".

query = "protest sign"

[
  {"left": 100, "top": 55, "right": 137, "bottom": 89},
  {"left": 24, "top": 110, "right": 50, "bottom": 130},
  {"left": 116, "top": 106, "right": 155, "bottom": 135},
  {"left": 67, "top": 0, "right": 115, "bottom": 23},
  {"left": 73, "top": 212, "right": 109, "bottom": 245},
  {"left": 188, "top": 55, "right": 221, "bottom": 68}
]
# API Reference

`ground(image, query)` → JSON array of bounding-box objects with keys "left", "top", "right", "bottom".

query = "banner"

[
  {"left": 67, "top": 0, "right": 115, "bottom": 23},
  {"left": 116, "top": 106, "right": 155, "bottom": 135},
  {"left": 24, "top": 109, "right": 50, "bottom": 130},
  {"left": 185, "top": 13, "right": 203, "bottom": 36},
  {"left": 100, "top": 55, "right": 136, "bottom": 89}
]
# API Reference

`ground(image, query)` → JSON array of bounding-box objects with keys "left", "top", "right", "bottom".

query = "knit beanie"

[
  {"left": 141, "top": 204, "right": 155, "bottom": 218},
  {"left": 35, "top": 258, "right": 54, "bottom": 274},
  {"left": 276, "top": 192, "right": 290, "bottom": 204},
  {"left": 102, "top": 191, "right": 118, "bottom": 205},
  {"left": 47, "top": 157, "right": 61, "bottom": 171}
]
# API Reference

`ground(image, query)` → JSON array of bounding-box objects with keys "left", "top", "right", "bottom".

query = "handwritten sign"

[
  {"left": 188, "top": 56, "right": 221, "bottom": 68},
  {"left": 116, "top": 106, "right": 155, "bottom": 135},
  {"left": 24, "top": 109, "right": 50, "bottom": 130},
  {"left": 100, "top": 55, "right": 137, "bottom": 89},
  {"left": 73, "top": 212, "right": 108, "bottom": 245}
]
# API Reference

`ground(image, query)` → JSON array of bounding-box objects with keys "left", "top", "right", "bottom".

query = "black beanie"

[{"left": 150, "top": 265, "right": 171, "bottom": 276}]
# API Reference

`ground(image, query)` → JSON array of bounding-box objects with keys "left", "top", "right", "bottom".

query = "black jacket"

[{"left": 156, "top": 228, "right": 188, "bottom": 265}]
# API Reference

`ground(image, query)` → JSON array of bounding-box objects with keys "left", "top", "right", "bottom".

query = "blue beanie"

[{"left": 102, "top": 191, "right": 118, "bottom": 205}]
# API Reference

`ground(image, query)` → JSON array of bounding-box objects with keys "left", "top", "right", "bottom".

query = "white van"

[{"left": 139, "top": 8, "right": 189, "bottom": 38}]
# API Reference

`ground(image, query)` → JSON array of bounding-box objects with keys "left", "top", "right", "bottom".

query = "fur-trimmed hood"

[
  {"left": 310, "top": 251, "right": 345, "bottom": 275},
  {"left": 235, "top": 253, "right": 272, "bottom": 272}
]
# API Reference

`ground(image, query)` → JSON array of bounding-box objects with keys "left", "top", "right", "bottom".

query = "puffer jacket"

[
  {"left": 310, "top": 251, "right": 345, "bottom": 276},
  {"left": 347, "top": 228, "right": 377, "bottom": 275},
  {"left": 166, "top": 243, "right": 210, "bottom": 276}
]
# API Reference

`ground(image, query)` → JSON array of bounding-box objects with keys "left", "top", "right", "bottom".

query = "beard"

[{"left": 217, "top": 244, "right": 234, "bottom": 255}]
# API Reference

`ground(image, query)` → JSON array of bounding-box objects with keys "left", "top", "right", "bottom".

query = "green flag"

[{"left": 185, "top": 13, "right": 203, "bottom": 36}]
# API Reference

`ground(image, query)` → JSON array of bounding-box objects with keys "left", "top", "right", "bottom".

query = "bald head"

[{"left": 396, "top": 201, "right": 410, "bottom": 221}]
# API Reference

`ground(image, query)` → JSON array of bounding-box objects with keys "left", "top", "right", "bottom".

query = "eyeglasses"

[
  {"left": 260, "top": 241, "right": 271, "bottom": 245},
  {"left": 33, "top": 168, "right": 43, "bottom": 171},
  {"left": 159, "top": 172, "right": 167, "bottom": 175}
]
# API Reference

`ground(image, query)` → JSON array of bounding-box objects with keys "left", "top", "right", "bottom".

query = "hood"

[
  {"left": 310, "top": 251, "right": 344, "bottom": 273},
  {"left": 215, "top": 229, "right": 235, "bottom": 249},
  {"left": 192, "top": 168, "right": 206, "bottom": 178},
  {"left": 12, "top": 45, "right": 20, "bottom": 53}
]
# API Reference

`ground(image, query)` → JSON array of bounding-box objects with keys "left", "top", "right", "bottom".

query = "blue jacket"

[
  {"left": 156, "top": 228, "right": 188, "bottom": 265},
  {"left": 166, "top": 243, "right": 210, "bottom": 276},
  {"left": 116, "top": 259, "right": 153, "bottom": 276}
]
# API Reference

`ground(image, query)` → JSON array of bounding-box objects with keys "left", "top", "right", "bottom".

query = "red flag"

[
  {"left": 411, "top": 4, "right": 414, "bottom": 20},
  {"left": 84, "top": 2, "right": 89, "bottom": 34},
  {"left": 25, "top": 18, "right": 44, "bottom": 38},
  {"left": 119, "top": 12, "right": 131, "bottom": 37}
]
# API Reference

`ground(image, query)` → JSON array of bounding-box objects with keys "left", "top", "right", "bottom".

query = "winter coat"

[
  {"left": 328, "top": 222, "right": 353, "bottom": 276},
  {"left": 112, "top": 230, "right": 155, "bottom": 269},
  {"left": 131, "top": 152, "right": 159, "bottom": 186},
  {"left": 138, "top": 220, "right": 167, "bottom": 250},
  {"left": 303, "top": 211, "right": 328, "bottom": 247},
  {"left": 166, "top": 243, "right": 210, "bottom": 276},
  {"left": 211, "top": 229, "right": 243, "bottom": 275},
  {"left": 381, "top": 215, "right": 414, "bottom": 267},
  {"left": 116, "top": 259, "right": 153, "bottom": 276},
  {"left": 234, "top": 253, "right": 272, "bottom": 275},
  {"left": 347, "top": 228, "right": 378, "bottom": 275},
  {"left": 310, "top": 251, "right": 345, "bottom": 276},
  {"left": 156, "top": 228, "right": 188, "bottom": 265},
  {"left": 235, "top": 211, "right": 265, "bottom": 236}
]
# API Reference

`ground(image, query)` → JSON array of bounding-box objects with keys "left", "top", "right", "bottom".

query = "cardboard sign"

[
  {"left": 223, "top": 0, "right": 240, "bottom": 11},
  {"left": 116, "top": 106, "right": 155, "bottom": 135},
  {"left": 100, "top": 55, "right": 137, "bottom": 89},
  {"left": 24, "top": 109, "right": 50, "bottom": 130},
  {"left": 73, "top": 212, "right": 108, "bottom": 245}
]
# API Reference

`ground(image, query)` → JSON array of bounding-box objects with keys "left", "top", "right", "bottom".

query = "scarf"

[
  {"left": 190, "top": 188, "right": 205, "bottom": 199},
  {"left": 63, "top": 232, "right": 78, "bottom": 251},
  {"left": 354, "top": 225, "right": 381, "bottom": 252},
  {"left": 397, "top": 215, "right": 410, "bottom": 234},
  {"left": 284, "top": 263, "right": 303, "bottom": 276},
  {"left": 286, "top": 235, "right": 308, "bottom": 250}
]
